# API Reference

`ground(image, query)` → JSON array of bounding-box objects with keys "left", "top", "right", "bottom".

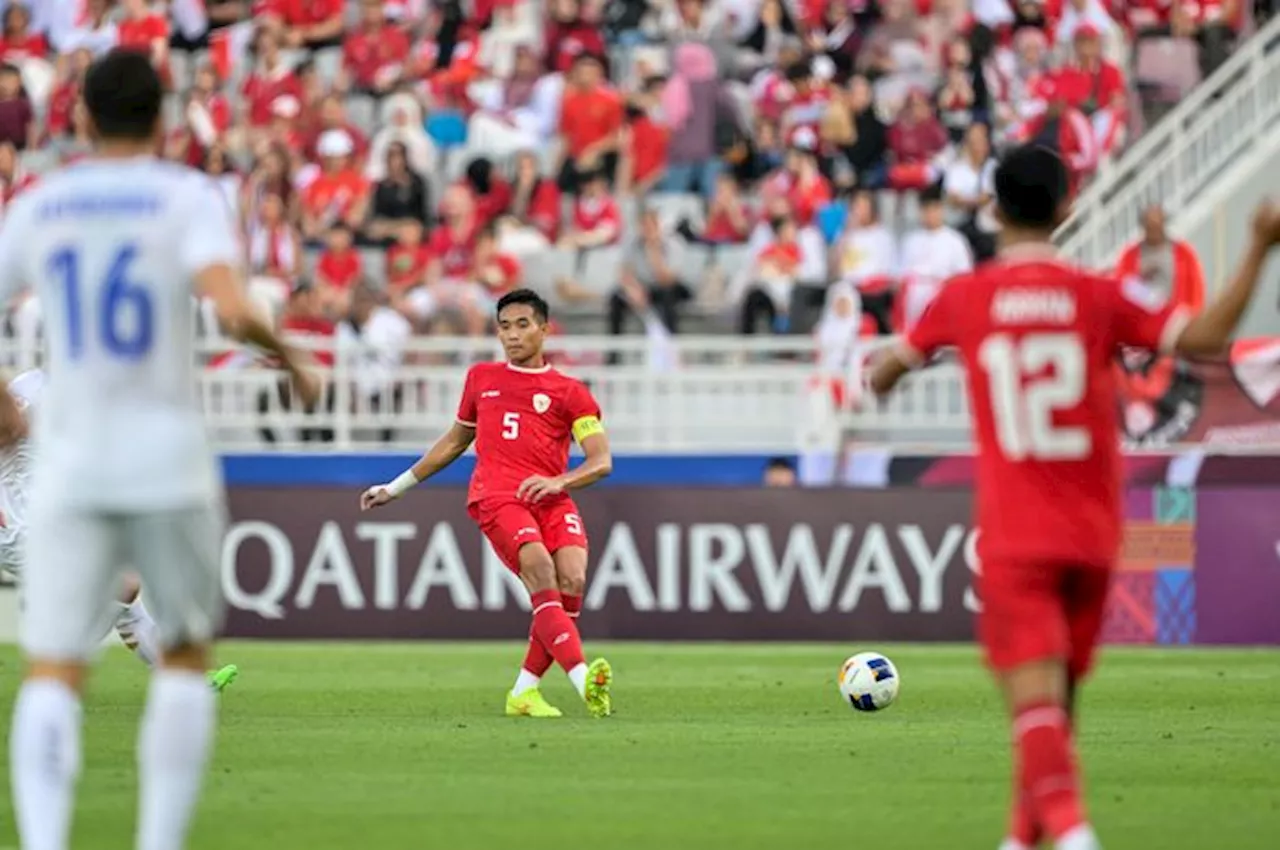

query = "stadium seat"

[
  {"left": 816, "top": 202, "right": 847, "bottom": 245},
  {"left": 578, "top": 246, "right": 625, "bottom": 297},
  {"left": 646, "top": 193, "right": 704, "bottom": 231},
  {"left": 359, "top": 248, "right": 387, "bottom": 285},
  {"left": 712, "top": 244, "right": 754, "bottom": 280},
  {"left": 346, "top": 94, "right": 378, "bottom": 137},
  {"left": 426, "top": 111, "right": 469, "bottom": 150},
  {"left": 522, "top": 248, "right": 578, "bottom": 298}
]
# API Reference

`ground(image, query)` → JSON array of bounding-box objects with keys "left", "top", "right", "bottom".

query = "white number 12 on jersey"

[{"left": 978, "top": 333, "right": 1091, "bottom": 461}]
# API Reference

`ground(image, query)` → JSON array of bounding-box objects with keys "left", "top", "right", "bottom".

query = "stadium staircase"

[{"left": 1055, "top": 13, "right": 1280, "bottom": 290}]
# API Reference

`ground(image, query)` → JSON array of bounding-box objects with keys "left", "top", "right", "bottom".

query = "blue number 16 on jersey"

[{"left": 48, "top": 243, "right": 155, "bottom": 360}]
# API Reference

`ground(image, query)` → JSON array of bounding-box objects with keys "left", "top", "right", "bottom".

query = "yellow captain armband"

[{"left": 572, "top": 415, "right": 605, "bottom": 444}]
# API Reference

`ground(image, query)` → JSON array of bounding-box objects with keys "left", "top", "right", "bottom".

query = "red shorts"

[
  {"left": 468, "top": 497, "right": 588, "bottom": 574},
  {"left": 977, "top": 561, "right": 1113, "bottom": 681}
]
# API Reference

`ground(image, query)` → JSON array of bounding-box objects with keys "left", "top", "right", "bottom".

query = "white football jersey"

[
  {"left": 0, "top": 369, "right": 41, "bottom": 571},
  {"left": 0, "top": 157, "right": 241, "bottom": 511}
]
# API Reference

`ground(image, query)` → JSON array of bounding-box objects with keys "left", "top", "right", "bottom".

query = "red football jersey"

[
  {"left": 902, "top": 245, "right": 1189, "bottom": 568},
  {"left": 456, "top": 362, "right": 602, "bottom": 506}
]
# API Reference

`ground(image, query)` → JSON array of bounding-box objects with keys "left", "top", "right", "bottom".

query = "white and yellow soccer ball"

[{"left": 838, "top": 651, "right": 900, "bottom": 712}]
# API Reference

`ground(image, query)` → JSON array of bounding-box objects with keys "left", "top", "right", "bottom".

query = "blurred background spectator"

[{"left": 0, "top": 0, "right": 1253, "bottom": 368}]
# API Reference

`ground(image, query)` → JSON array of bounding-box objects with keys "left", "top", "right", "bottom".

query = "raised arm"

[
  {"left": 1174, "top": 201, "right": 1280, "bottom": 357},
  {"left": 360, "top": 420, "right": 477, "bottom": 511},
  {"left": 0, "top": 382, "right": 28, "bottom": 451}
]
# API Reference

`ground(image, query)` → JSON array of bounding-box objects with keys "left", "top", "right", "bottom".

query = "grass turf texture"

[{"left": 1, "top": 642, "right": 1278, "bottom": 849}]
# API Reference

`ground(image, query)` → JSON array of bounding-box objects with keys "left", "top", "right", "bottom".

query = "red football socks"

[
  {"left": 522, "top": 594, "right": 582, "bottom": 677},
  {"left": 529, "top": 589, "right": 585, "bottom": 672},
  {"left": 1006, "top": 787, "right": 1043, "bottom": 848},
  {"left": 1013, "top": 701, "right": 1087, "bottom": 841}
]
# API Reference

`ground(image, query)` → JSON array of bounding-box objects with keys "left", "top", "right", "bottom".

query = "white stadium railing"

[
  {"left": 0, "top": 335, "right": 970, "bottom": 453},
  {"left": 1055, "top": 14, "right": 1280, "bottom": 268}
]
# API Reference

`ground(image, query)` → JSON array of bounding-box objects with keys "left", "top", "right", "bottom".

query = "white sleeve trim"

[
  {"left": 455, "top": 418, "right": 477, "bottom": 428},
  {"left": 1158, "top": 307, "right": 1192, "bottom": 356}
]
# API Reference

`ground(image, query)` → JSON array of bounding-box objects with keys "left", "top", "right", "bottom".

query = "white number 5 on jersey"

[
  {"left": 978, "top": 333, "right": 1091, "bottom": 461},
  {"left": 502, "top": 412, "right": 520, "bottom": 440}
]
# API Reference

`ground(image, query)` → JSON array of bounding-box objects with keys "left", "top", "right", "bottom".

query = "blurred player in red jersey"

[
  {"left": 359, "top": 289, "right": 615, "bottom": 719},
  {"left": 871, "top": 145, "right": 1280, "bottom": 850}
]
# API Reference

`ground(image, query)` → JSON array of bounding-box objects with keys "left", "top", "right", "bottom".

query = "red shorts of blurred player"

[
  {"left": 468, "top": 496, "right": 589, "bottom": 574},
  {"left": 977, "top": 562, "right": 1113, "bottom": 681}
]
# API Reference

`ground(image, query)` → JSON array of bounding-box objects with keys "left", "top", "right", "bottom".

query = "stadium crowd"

[{"left": 0, "top": 0, "right": 1261, "bottom": 375}]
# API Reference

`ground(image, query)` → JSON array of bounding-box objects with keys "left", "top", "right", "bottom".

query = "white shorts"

[{"left": 20, "top": 501, "right": 227, "bottom": 662}]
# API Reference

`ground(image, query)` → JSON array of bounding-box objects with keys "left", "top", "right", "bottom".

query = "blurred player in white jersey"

[
  {"left": 0, "top": 369, "right": 239, "bottom": 690},
  {"left": 0, "top": 51, "right": 318, "bottom": 850}
]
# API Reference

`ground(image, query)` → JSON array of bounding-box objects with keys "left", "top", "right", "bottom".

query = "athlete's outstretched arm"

[
  {"left": 1174, "top": 201, "right": 1280, "bottom": 356},
  {"left": 0, "top": 383, "right": 26, "bottom": 451},
  {"left": 360, "top": 421, "right": 476, "bottom": 510},
  {"left": 869, "top": 349, "right": 912, "bottom": 396}
]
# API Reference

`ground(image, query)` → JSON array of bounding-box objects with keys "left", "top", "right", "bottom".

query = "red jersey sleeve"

[
  {"left": 1109, "top": 275, "right": 1191, "bottom": 355},
  {"left": 562, "top": 380, "right": 603, "bottom": 443},
  {"left": 901, "top": 280, "right": 960, "bottom": 365},
  {"left": 456, "top": 366, "right": 480, "bottom": 426}
]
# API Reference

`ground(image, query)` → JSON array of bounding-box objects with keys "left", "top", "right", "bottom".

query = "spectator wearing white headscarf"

[{"left": 365, "top": 92, "right": 435, "bottom": 182}]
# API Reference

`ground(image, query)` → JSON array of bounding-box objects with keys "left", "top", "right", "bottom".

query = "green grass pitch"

[{"left": 1, "top": 642, "right": 1278, "bottom": 849}]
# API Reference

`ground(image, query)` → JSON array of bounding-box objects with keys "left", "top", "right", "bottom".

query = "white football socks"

[
  {"left": 1056, "top": 825, "right": 1102, "bottom": 850},
  {"left": 137, "top": 670, "right": 216, "bottom": 850},
  {"left": 115, "top": 598, "right": 162, "bottom": 669},
  {"left": 568, "top": 663, "right": 588, "bottom": 698},
  {"left": 998, "top": 840, "right": 1032, "bottom": 850},
  {"left": 9, "top": 678, "right": 83, "bottom": 850},
  {"left": 511, "top": 669, "right": 541, "bottom": 697}
]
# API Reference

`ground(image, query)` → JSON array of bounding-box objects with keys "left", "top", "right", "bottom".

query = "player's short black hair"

[
  {"left": 994, "top": 144, "right": 1069, "bottom": 230},
  {"left": 920, "top": 183, "right": 945, "bottom": 206},
  {"left": 765, "top": 456, "right": 796, "bottom": 473},
  {"left": 83, "top": 49, "right": 163, "bottom": 141},
  {"left": 496, "top": 288, "right": 549, "bottom": 323}
]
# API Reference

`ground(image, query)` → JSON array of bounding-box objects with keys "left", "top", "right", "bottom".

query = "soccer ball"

[{"left": 838, "top": 651, "right": 900, "bottom": 712}]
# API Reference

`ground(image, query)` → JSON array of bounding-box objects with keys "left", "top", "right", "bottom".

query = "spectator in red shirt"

[
  {"left": 341, "top": 0, "right": 411, "bottom": 96},
  {"left": 1058, "top": 23, "right": 1127, "bottom": 156},
  {"left": 887, "top": 88, "right": 948, "bottom": 191},
  {"left": 283, "top": 0, "right": 347, "bottom": 50},
  {"left": 0, "top": 4, "right": 46, "bottom": 63},
  {"left": 761, "top": 128, "right": 832, "bottom": 227},
  {"left": 117, "top": 0, "right": 171, "bottom": 85},
  {"left": 302, "top": 129, "right": 372, "bottom": 241},
  {"left": 462, "top": 157, "right": 513, "bottom": 227},
  {"left": 304, "top": 94, "right": 370, "bottom": 163},
  {"left": 426, "top": 184, "right": 480, "bottom": 285},
  {"left": 701, "top": 172, "right": 753, "bottom": 243},
  {"left": 560, "top": 170, "right": 622, "bottom": 249},
  {"left": 241, "top": 28, "right": 304, "bottom": 129},
  {"left": 544, "top": 0, "right": 608, "bottom": 73},
  {"left": 45, "top": 49, "right": 92, "bottom": 145},
  {"left": 506, "top": 150, "right": 562, "bottom": 245},
  {"left": 471, "top": 223, "right": 523, "bottom": 302},
  {"left": 740, "top": 214, "right": 804, "bottom": 334},
  {"left": 1017, "top": 77, "right": 1098, "bottom": 192},
  {"left": 0, "top": 64, "right": 33, "bottom": 151},
  {"left": 557, "top": 52, "right": 624, "bottom": 193},
  {"left": 386, "top": 219, "right": 432, "bottom": 298},
  {"left": 316, "top": 224, "right": 364, "bottom": 315},
  {"left": 620, "top": 80, "right": 669, "bottom": 197},
  {"left": 280, "top": 284, "right": 337, "bottom": 364}
]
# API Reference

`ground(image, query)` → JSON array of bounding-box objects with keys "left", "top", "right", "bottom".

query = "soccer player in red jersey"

[
  {"left": 871, "top": 145, "right": 1280, "bottom": 850},
  {"left": 360, "top": 289, "right": 615, "bottom": 719}
]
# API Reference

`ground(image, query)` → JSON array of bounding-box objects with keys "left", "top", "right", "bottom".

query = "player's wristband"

[{"left": 386, "top": 469, "right": 420, "bottom": 498}]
